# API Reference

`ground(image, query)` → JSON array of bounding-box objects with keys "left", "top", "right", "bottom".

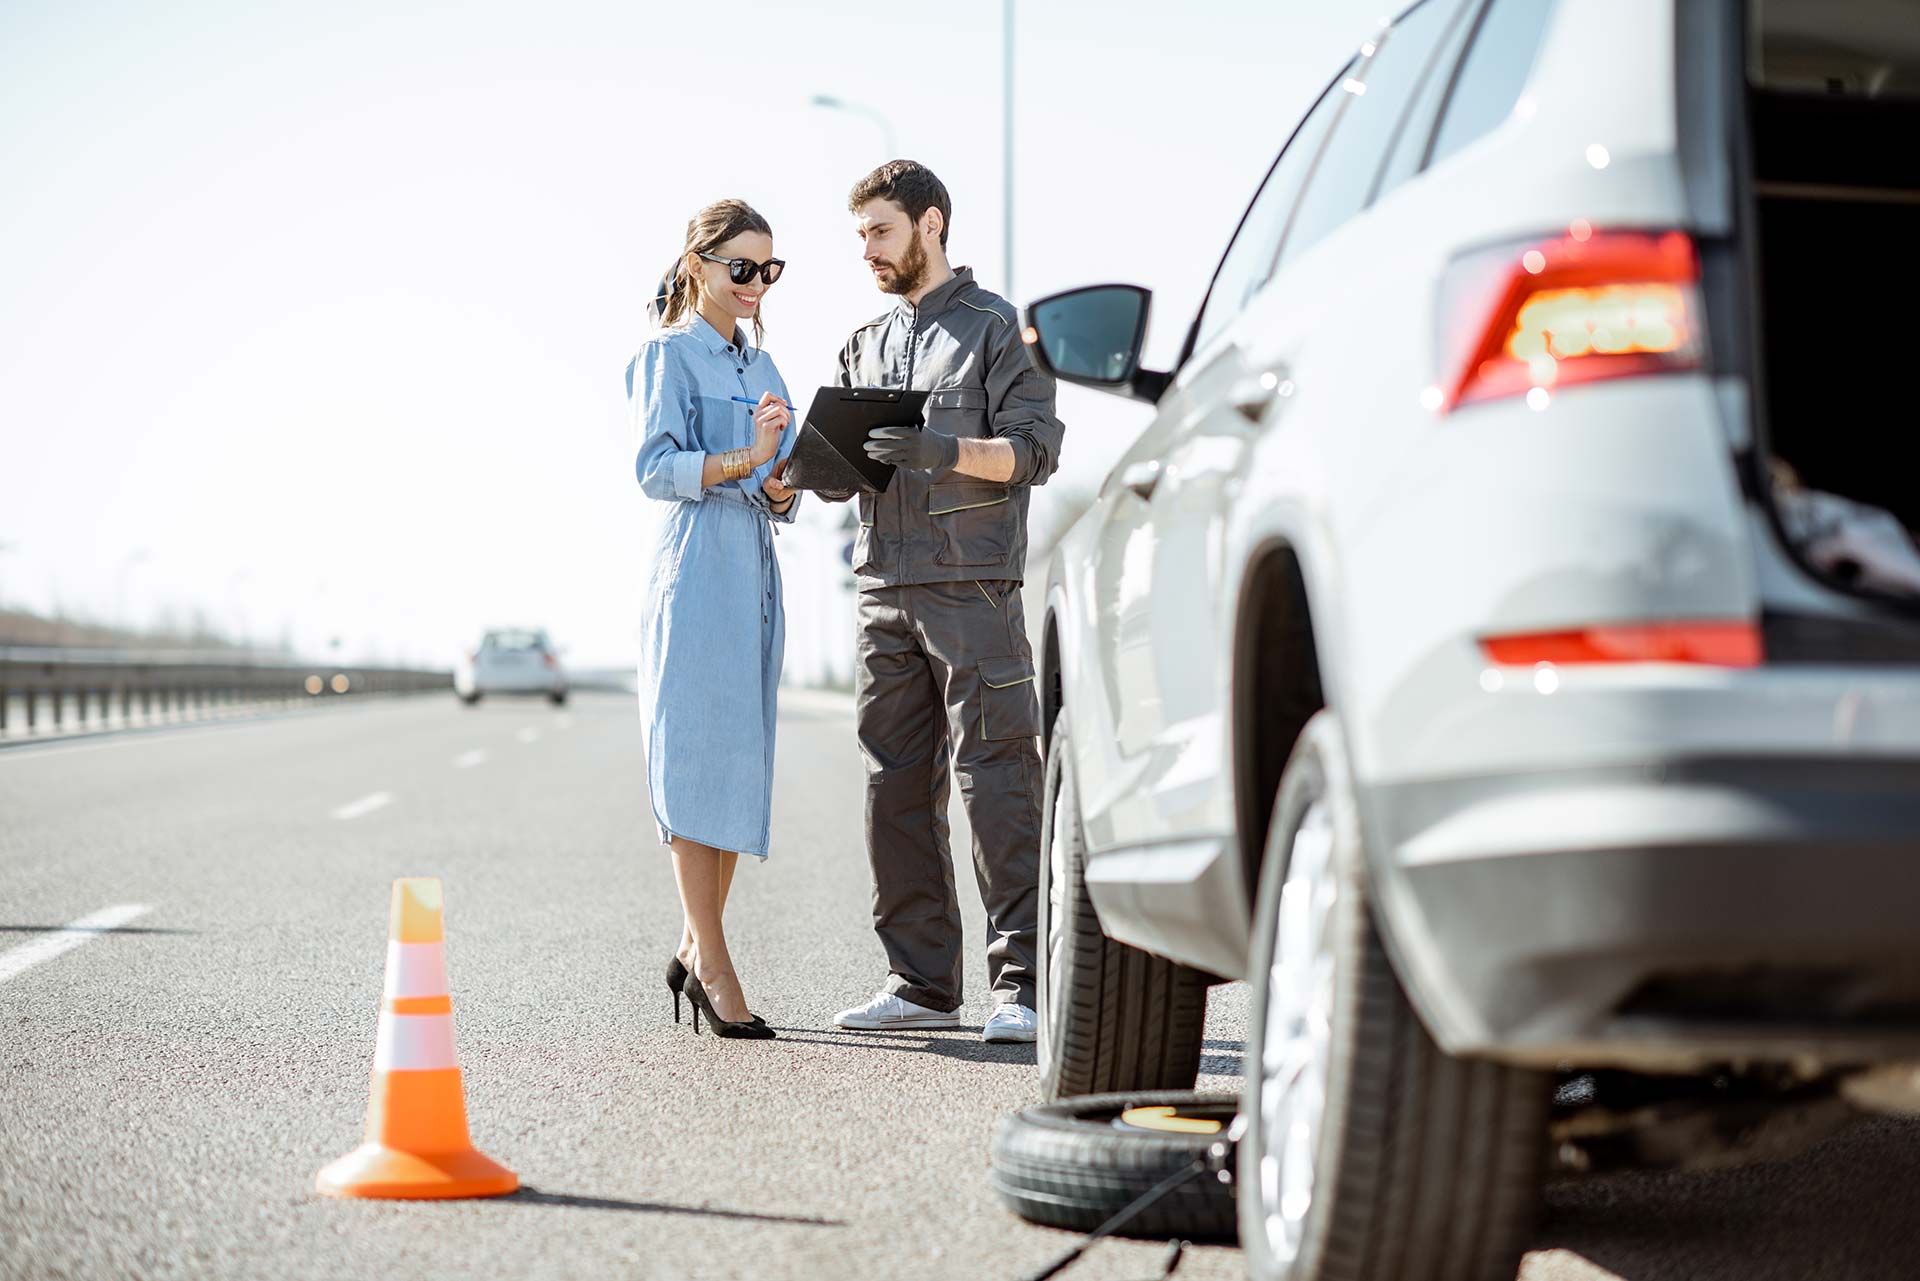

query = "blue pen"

[{"left": 731, "top": 396, "right": 796, "bottom": 410}]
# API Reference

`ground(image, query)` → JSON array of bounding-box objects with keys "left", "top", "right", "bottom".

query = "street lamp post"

[
  {"left": 1003, "top": 0, "right": 1016, "bottom": 302},
  {"left": 816, "top": 12, "right": 1015, "bottom": 295},
  {"left": 809, "top": 94, "right": 898, "bottom": 161}
]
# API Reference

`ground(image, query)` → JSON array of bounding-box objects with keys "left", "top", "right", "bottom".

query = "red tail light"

[
  {"left": 1482, "top": 621, "right": 1761, "bottom": 667},
  {"left": 1440, "top": 228, "right": 1703, "bottom": 410},
  {"left": 543, "top": 652, "right": 557, "bottom": 668}
]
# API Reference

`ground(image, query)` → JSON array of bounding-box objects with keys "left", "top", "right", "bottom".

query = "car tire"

[
  {"left": 549, "top": 691, "right": 567, "bottom": 706},
  {"left": 1038, "top": 713, "right": 1209, "bottom": 1101},
  {"left": 1240, "top": 712, "right": 1549, "bottom": 1281},
  {"left": 459, "top": 693, "right": 481, "bottom": 706},
  {"left": 990, "top": 1091, "right": 1238, "bottom": 1242}
]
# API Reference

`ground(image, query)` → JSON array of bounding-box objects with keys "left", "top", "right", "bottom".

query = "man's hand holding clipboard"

[{"left": 781, "top": 387, "right": 933, "bottom": 494}]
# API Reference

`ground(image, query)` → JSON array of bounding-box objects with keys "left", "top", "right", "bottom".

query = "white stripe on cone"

[
  {"left": 382, "top": 941, "right": 449, "bottom": 1000},
  {"left": 373, "top": 1012, "right": 459, "bottom": 1071}
]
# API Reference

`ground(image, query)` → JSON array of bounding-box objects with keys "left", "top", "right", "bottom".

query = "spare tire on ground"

[{"left": 989, "top": 1091, "right": 1239, "bottom": 1243}]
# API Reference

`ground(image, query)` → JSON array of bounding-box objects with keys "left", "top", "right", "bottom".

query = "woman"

[{"left": 632, "top": 199, "right": 798, "bottom": 1040}]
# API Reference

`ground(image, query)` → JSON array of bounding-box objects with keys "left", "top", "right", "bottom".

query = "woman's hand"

[
  {"left": 762, "top": 458, "right": 796, "bottom": 508},
  {"left": 750, "top": 391, "right": 790, "bottom": 467}
]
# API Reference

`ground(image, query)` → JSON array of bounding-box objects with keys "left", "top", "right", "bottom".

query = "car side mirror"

[{"left": 1021, "top": 284, "right": 1171, "bottom": 404}]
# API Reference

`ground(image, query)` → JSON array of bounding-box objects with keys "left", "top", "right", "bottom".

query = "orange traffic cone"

[{"left": 316, "top": 878, "right": 518, "bottom": 1199}]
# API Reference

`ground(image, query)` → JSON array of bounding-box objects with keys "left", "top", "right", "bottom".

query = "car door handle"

[{"left": 1120, "top": 459, "right": 1162, "bottom": 499}]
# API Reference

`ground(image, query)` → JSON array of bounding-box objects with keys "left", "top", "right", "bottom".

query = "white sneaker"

[
  {"left": 832, "top": 991, "right": 962, "bottom": 1030},
  {"left": 982, "top": 1003, "right": 1038, "bottom": 1043}
]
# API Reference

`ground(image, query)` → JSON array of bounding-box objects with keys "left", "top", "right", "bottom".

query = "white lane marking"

[
  {"left": 332, "top": 791, "right": 394, "bottom": 821},
  {"left": 516, "top": 727, "right": 541, "bottom": 744},
  {"left": 453, "top": 749, "right": 487, "bottom": 769},
  {"left": 0, "top": 904, "right": 152, "bottom": 986}
]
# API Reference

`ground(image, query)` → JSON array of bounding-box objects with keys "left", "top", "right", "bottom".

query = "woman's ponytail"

[{"left": 648, "top": 259, "right": 697, "bottom": 331}]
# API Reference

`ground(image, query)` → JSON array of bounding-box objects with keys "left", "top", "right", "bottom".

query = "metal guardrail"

[{"left": 0, "top": 647, "right": 450, "bottom": 741}]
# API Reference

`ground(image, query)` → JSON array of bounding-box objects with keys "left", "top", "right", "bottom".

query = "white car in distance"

[{"left": 456, "top": 628, "right": 567, "bottom": 706}]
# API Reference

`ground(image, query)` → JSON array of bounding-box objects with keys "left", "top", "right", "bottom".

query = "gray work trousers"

[{"left": 856, "top": 579, "right": 1043, "bottom": 1012}]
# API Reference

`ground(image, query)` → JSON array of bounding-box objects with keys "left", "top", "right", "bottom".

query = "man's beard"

[{"left": 876, "top": 231, "right": 929, "bottom": 297}]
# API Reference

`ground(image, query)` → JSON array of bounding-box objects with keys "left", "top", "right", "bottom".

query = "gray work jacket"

[{"left": 829, "top": 268, "right": 1063, "bottom": 590}]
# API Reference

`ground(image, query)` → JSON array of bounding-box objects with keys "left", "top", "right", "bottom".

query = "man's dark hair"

[{"left": 849, "top": 160, "right": 952, "bottom": 249}]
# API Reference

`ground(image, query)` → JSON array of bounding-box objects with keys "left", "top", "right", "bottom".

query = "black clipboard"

[{"left": 783, "top": 386, "right": 930, "bottom": 494}]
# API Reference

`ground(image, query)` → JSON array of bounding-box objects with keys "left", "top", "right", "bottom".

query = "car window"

[
  {"left": 1189, "top": 62, "right": 1352, "bottom": 354},
  {"left": 485, "top": 630, "right": 545, "bottom": 652},
  {"left": 1425, "top": 0, "right": 1559, "bottom": 170},
  {"left": 1370, "top": 0, "right": 1479, "bottom": 200},
  {"left": 1274, "top": 0, "right": 1456, "bottom": 270}
]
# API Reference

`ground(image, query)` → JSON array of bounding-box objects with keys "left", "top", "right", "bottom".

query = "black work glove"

[{"left": 864, "top": 424, "right": 959, "bottom": 472}]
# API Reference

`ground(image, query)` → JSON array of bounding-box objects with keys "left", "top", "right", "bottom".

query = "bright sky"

[{"left": 2, "top": 0, "right": 1377, "bottom": 666}]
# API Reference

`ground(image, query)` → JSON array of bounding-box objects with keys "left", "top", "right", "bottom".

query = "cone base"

[{"left": 315, "top": 1143, "right": 518, "bottom": 1200}]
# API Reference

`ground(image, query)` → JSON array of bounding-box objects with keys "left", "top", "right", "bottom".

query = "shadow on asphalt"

[
  {"left": 0, "top": 924, "right": 195, "bottom": 935},
  {"left": 1533, "top": 1117, "right": 1920, "bottom": 1280},
  {"left": 765, "top": 1027, "right": 1037, "bottom": 1065},
  {"left": 510, "top": 1187, "right": 844, "bottom": 1227}
]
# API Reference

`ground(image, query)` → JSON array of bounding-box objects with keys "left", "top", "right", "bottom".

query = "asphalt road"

[{"left": 3, "top": 693, "right": 1916, "bottom": 1281}]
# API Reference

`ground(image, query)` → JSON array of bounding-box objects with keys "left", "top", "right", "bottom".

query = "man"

[{"left": 823, "top": 160, "right": 1063, "bottom": 1044}]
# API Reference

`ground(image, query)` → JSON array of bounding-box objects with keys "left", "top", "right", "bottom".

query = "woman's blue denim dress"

[{"left": 631, "top": 315, "right": 798, "bottom": 858}]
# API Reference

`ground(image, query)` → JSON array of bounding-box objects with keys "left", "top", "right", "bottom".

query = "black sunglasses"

[{"left": 698, "top": 251, "right": 785, "bottom": 286}]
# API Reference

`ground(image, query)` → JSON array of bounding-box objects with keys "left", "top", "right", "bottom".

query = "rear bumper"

[
  {"left": 470, "top": 670, "right": 565, "bottom": 694},
  {"left": 1365, "top": 756, "right": 1920, "bottom": 1070}
]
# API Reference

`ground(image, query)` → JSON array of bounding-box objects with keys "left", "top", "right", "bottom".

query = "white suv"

[{"left": 1023, "top": 2, "right": 1920, "bottom": 1278}]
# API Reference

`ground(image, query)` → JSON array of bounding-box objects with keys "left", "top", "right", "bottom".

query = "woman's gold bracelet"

[{"left": 720, "top": 448, "right": 753, "bottom": 481}]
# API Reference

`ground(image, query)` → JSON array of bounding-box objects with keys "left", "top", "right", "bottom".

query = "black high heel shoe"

[
  {"left": 682, "top": 973, "right": 776, "bottom": 1039},
  {"left": 665, "top": 955, "right": 689, "bottom": 1023},
  {"left": 667, "top": 953, "right": 767, "bottom": 1027}
]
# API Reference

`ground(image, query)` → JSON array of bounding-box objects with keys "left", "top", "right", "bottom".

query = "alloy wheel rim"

[{"left": 1260, "top": 797, "right": 1338, "bottom": 1267}]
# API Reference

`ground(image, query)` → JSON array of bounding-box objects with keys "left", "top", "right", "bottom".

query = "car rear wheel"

[
  {"left": 1241, "top": 712, "right": 1548, "bottom": 1281},
  {"left": 1038, "top": 713, "right": 1208, "bottom": 1101}
]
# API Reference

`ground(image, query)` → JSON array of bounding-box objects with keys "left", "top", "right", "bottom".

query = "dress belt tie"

[{"left": 710, "top": 485, "right": 777, "bottom": 626}]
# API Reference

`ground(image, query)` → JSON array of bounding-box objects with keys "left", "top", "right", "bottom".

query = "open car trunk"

[{"left": 1746, "top": 1, "right": 1920, "bottom": 604}]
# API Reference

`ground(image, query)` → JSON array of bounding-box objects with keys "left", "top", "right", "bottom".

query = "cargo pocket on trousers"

[{"left": 979, "top": 655, "right": 1040, "bottom": 741}]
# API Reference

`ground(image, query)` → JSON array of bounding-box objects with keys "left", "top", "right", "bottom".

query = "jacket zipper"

[{"left": 903, "top": 300, "right": 921, "bottom": 390}]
